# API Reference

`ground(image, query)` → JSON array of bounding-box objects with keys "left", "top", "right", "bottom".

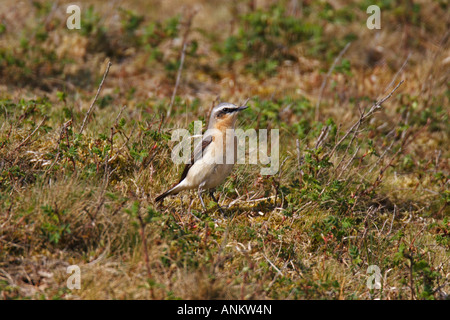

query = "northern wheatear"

[{"left": 155, "top": 102, "right": 248, "bottom": 212}]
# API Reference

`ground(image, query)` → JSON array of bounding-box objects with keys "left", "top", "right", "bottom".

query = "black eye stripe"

[
  {"left": 216, "top": 107, "right": 236, "bottom": 117},
  {"left": 216, "top": 108, "right": 238, "bottom": 118}
]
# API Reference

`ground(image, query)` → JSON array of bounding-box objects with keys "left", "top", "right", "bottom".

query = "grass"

[{"left": 0, "top": 0, "right": 448, "bottom": 300}]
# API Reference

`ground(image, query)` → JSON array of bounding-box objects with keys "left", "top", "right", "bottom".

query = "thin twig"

[
  {"left": 79, "top": 60, "right": 112, "bottom": 135},
  {"left": 372, "top": 80, "right": 404, "bottom": 111},
  {"left": 113, "top": 104, "right": 127, "bottom": 126},
  {"left": 213, "top": 220, "right": 231, "bottom": 273},
  {"left": 328, "top": 80, "right": 404, "bottom": 159},
  {"left": 167, "top": 42, "right": 187, "bottom": 118},
  {"left": 296, "top": 139, "right": 304, "bottom": 183},
  {"left": 383, "top": 53, "right": 410, "bottom": 95},
  {"left": 366, "top": 138, "right": 395, "bottom": 175},
  {"left": 43, "top": 119, "right": 72, "bottom": 178},
  {"left": 263, "top": 253, "right": 283, "bottom": 277},
  {"left": 361, "top": 117, "right": 430, "bottom": 197},
  {"left": 338, "top": 145, "right": 360, "bottom": 179},
  {"left": 135, "top": 203, "right": 155, "bottom": 298},
  {"left": 315, "top": 42, "right": 351, "bottom": 121},
  {"left": 314, "top": 125, "right": 330, "bottom": 150},
  {"left": 240, "top": 97, "right": 250, "bottom": 107},
  {"left": 166, "top": 9, "right": 198, "bottom": 118},
  {"left": 15, "top": 116, "right": 47, "bottom": 151},
  {"left": 388, "top": 205, "right": 396, "bottom": 235}
]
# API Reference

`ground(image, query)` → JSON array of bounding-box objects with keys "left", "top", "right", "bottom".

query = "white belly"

[
  {"left": 184, "top": 160, "right": 234, "bottom": 190},
  {"left": 185, "top": 136, "right": 236, "bottom": 189}
]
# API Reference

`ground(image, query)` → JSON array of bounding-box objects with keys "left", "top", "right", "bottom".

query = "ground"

[{"left": 0, "top": 0, "right": 448, "bottom": 299}]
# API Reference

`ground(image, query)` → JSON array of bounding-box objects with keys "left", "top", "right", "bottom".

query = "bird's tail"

[{"left": 155, "top": 184, "right": 183, "bottom": 203}]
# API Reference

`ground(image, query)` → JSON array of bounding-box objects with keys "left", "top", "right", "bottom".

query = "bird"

[{"left": 155, "top": 102, "right": 248, "bottom": 213}]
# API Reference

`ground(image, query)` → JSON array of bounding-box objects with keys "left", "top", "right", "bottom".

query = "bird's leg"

[
  {"left": 209, "top": 189, "right": 225, "bottom": 215},
  {"left": 198, "top": 188, "right": 206, "bottom": 211}
]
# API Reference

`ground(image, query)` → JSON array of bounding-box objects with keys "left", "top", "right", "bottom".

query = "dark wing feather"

[{"left": 178, "top": 136, "right": 213, "bottom": 183}]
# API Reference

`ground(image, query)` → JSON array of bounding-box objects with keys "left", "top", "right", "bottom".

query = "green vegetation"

[{"left": 0, "top": 0, "right": 448, "bottom": 300}]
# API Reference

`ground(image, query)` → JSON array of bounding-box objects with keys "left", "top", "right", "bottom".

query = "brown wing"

[{"left": 178, "top": 136, "right": 213, "bottom": 183}]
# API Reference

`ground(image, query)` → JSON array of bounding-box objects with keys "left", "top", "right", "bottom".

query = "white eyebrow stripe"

[{"left": 214, "top": 104, "right": 238, "bottom": 113}]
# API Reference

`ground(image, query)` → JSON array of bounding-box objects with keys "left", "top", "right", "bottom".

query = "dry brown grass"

[{"left": 0, "top": 0, "right": 448, "bottom": 300}]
